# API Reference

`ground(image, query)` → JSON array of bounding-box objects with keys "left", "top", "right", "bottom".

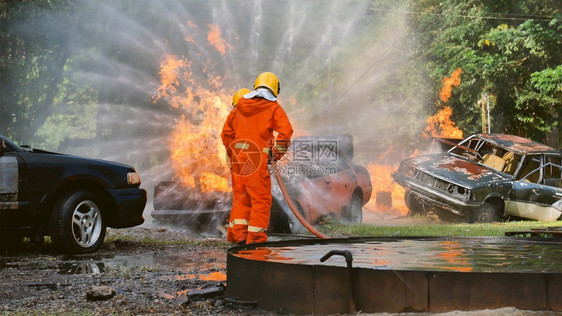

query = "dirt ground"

[
  {"left": 0, "top": 221, "right": 558, "bottom": 315},
  {"left": 0, "top": 226, "right": 261, "bottom": 315}
]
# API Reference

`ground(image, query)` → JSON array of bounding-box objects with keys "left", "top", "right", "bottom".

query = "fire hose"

[{"left": 271, "top": 160, "right": 329, "bottom": 239}]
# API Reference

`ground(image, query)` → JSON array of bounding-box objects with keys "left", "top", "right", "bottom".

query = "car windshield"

[
  {"left": 518, "top": 156, "right": 562, "bottom": 185},
  {"left": 0, "top": 134, "right": 23, "bottom": 152},
  {"left": 448, "top": 136, "right": 522, "bottom": 175}
]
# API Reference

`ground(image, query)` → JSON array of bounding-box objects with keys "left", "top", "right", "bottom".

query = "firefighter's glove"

[{"left": 272, "top": 144, "right": 288, "bottom": 162}]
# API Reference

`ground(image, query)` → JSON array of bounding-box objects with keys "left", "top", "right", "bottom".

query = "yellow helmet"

[
  {"left": 232, "top": 88, "right": 251, "bottom": 107},
  {"left": 254, "top": 72, "right": 280, "bottom": 96}
]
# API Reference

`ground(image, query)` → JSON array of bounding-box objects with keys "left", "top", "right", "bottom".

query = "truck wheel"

[
  {"left": 472, "top": 202, "right": 499, "bottom": 223},
  {"left": 344, "top": 194, "right": 363, "bottom": 224},
  {"left": 49, "top": 190, "right": 106, "bottom": 254}
]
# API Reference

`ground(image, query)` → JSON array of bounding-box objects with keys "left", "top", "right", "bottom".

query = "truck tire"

[{"left": 49, "top": 190, "right": 106, "bottom": 254}]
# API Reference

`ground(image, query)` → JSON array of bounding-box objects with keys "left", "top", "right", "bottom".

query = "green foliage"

[
  {"left": 0, "top": 0, "right": 97, "bottom": 147},
  {"left": 513, "top": 65, "right": 562, "bottom": 134},
  {"left": 1, "top": 0, "right": 560, "bottom": 159},
  {"left": 410, "top": 0, "right": 561, "bottom": 141}
]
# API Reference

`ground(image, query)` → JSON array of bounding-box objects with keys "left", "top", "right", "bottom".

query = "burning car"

[
  {"left": 393, "top": 134, "right": 562, "bottom": 222},
  {"left": 151, "top": 134, "right": 372, "bottom": 233},
  {"left": 0, "top": 134, "right": 147, "bottom": 253}
]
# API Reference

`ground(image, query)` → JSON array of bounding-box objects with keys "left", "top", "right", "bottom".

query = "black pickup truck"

[{"left": 0, "top": 134, "right": 146, "bottom": 253}]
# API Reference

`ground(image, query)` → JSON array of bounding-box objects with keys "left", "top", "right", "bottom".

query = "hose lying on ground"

[{"left": 272, "top": 161, "right": 329, "bottom": 239}]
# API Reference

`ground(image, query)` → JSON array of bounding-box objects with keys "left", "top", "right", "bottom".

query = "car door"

[
  {"left": 0, "top": 139, "right": 19, "bottom": 210},
  {"left": 505, "top": 154, "right": 562, "bottom": 221},
  {"left": 291, "top": 140, "right": 337, "bottom": 220},
  {"left": 328, "top": 158, "right": 355, "bottom": 216},
  {"left": 298, "top": 170, "right": 333, "bottom": 219}
]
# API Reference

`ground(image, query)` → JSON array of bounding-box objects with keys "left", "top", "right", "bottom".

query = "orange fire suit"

[{"left": 221, "top": 96, "right": 293, "bottom": 244}]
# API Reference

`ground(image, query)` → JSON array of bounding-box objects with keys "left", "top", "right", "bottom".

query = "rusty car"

[
  {"left": 151, "top": 134, "right": 372, "bottom": 233},
  {"left": 273, "top": 134, "right": 372, "bottom": 233},
  {"left": 0, "top": 134, "right": 147, "bottom": 253},
  {"left": 393, "top": 134, "right": 562, "bottom": 222}
]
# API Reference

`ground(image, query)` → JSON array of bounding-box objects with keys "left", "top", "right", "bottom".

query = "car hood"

[
  {"left": 404, "top": 154, "right": 509, "bottom": 188},
  {"left": 28, "top": 148, "right": 134, "bottom": 170}
]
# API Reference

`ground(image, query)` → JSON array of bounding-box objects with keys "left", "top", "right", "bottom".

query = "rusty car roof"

[{"left": 474, "top": 134, "right": 559, "bottom": 155}]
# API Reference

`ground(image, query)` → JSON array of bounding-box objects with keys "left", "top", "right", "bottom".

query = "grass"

[
  {"left": 320, "top": 217, "right": 562, "bottom": 238},
  {"left": 104, "top": 234, "right": 231, "bottom": 249}
]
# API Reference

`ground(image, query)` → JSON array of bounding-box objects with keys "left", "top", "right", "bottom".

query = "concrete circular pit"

[{"left": 226, "top": 236, "right": 562, "bottom": 314}]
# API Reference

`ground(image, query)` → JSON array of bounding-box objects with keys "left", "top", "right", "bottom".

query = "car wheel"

[
  {"left": 344, "top": 194, "right": 363, "bottom": 224},
  {"left": 472, "top": 202, "right": 499, "bottom": 223},
  {"left": 280, "top": 203, "right": 308, "bottom": 235},
  {"left": 49, "top": 190, "right": 106, "bottom": 254},
  {"left": 405, "top": 190, "right": 428, "bottom": 217}
]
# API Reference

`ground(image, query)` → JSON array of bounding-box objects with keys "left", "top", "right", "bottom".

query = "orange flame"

[
  {"left": 424, "top": 68, "right": 464, "bottom": 139},
  {"left": 364, "top": 163, "right": 408, "bottom": 216},
  {"left": 207, "top": 24, "right": 232, "bottom": 55},
  {"left": 364, "top": 69, "right": 463, "bottom": 217},
  {"left": 439, "top": 68, "right": 462, "bottom": 103},
  {"left": 424, "top": 106, "right": 463, "bottom": 139},
  {"left": 154, "top": 54, "right": 231, "bottom": 193},
  {"left": 155, "top": 55, "right": 188, "bottom": 101},
  {"left": 363, "top": 147, "right": 420, "bottom": 216},
  {"left": 184, "top": 20, "right": 197, "bottom": 43}
]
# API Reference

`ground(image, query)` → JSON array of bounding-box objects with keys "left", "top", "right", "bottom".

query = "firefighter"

[
  {"left": 232, "top": 88, "right": 251, "bottom": 108},
  {"left": 222, "top": 88, "right": 251, "bottom": 171},
  {"left": 221, "top": 73, "right": 293, "bottom": 244}
]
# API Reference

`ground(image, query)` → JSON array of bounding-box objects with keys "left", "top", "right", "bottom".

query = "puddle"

[
  {"left": 0, "top": 249, "right": 226, "bottom": 276},
  {"left": 58, "top": 262, "right": 106, "bottom": 274},
  {"left": 105, "top": 249, "right": 226, "bottom": 272},
  {"left": 231, "top": 237, "right": 562, "bottom": 273},
  {"left": 163, "top": 271, "right": 227, "bottom": 282}
]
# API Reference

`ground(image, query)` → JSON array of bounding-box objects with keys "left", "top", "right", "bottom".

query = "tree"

[
  {"left": 0, "top": 0, "right": 80, "bottom": 143},
  {"left": 410, "top": 0, "right": 561, "bottom": 142}
]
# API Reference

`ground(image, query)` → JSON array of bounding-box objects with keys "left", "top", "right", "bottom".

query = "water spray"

[{"left": 271, "top": 160, "right": 329, "bottom": 239}]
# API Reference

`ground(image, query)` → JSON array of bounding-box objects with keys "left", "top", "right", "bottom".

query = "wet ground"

[
  {"left": 0, "top": 226, "right": 271, "bottom": 315},
  {"left": 1, "top": 220, "right": 559, "bottom": 315}
]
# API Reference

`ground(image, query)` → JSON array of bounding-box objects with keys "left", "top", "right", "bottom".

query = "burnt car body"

[
  {"left": 393, "top": 134, "right": 562, "bottom": 222},
  {"left": 0, "top": 134, "right": 147, "bottom": 253},
  {"left": 151, "top": 134, "right": 372, "bottom": 233}
]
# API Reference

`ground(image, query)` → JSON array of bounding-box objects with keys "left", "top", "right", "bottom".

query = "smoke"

[{"left": 5, "top": 0, "right": 433, "bottom": 222}]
